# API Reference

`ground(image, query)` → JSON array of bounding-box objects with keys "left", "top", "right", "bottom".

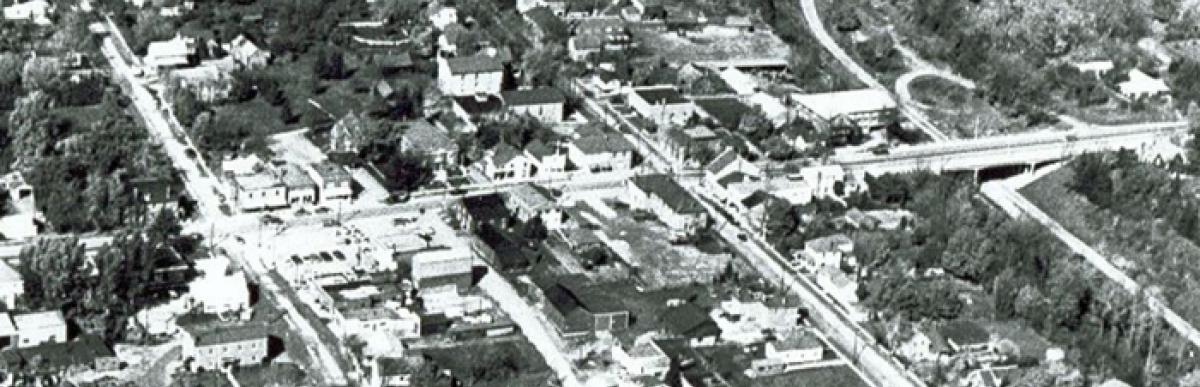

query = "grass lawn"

[
  {"left": 1057, "top": 99, "right": 1177, "bottom": 125},
  {"left": 909, "top": 77, "right": 973, "bottom": 109}
]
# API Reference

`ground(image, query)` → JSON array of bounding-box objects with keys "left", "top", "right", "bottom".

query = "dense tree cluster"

[
  {"left": 19, "top": 211, "right": 198, "bottom": 342},
  {"left": 761, "top": 171, "right": 1197, "bottom": 384}
]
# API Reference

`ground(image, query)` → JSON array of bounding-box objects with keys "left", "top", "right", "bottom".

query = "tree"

[
  {"left": 171, "top": 87, "right": 205, "bottom": 128},
  {"left": 522, "top": 216, "right": 549, "bottom": 245},
  {"left": 382, "top": 151, "right": 433, "bottom": 192},
  {"left": 312, "top": 46, "right": 346, "bottom": 80}
]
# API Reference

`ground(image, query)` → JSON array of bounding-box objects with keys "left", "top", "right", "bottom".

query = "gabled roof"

[
  {"left": 704, "top": 148, "right": 741, "bottom": 176},
  {"left": 525, "top": 6, "right": 568, "bottom": 38},
  {"left": 661, "top": 304, "right": 720, "bottom": 339},
  {"left": 401, "top": 120, "right": 458, "bottom": 153},
  {"left": 16, "top": 335, "right": 114, "bottom": 370},
  {"left": 631, "top": 175, "right": 704, "bottom": 214},
  {"left": 694, "top": 97, "right": 753, "bottom": 129},
  {"left": 572, "top": 128, "right": 634, "bottom": 155},
  {"left": 453, "top": 94, "right": 504, "bottom": 117},
  {"left": 444, "top": 54, "right": 505, "bottom": 74},
  {"left": 491, "top": 143, "right": 525, "bottom": 166},
  {"left": 501, "top": 87, "right": 567, "bottom": 106},
  {"left": 462, "top": 193, "right": 511, "bottom": 223},
  {"left": 791, "top": 89, "right": 896, "bottom": 120},
  {"left": 525, "top": 139, "right": 562, "bottom": 159}
]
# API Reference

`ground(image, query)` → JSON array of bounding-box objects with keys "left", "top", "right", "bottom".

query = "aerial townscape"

[{"left": 4, "top": 0, "right": 1200, "bottom": 386}]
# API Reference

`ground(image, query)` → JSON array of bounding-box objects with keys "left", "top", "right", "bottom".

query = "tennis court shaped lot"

[{"left": 568, "top": 199, "right": 734, "bottom": 290}]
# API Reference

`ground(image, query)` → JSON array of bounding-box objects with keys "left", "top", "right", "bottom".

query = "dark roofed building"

[
  {"left": 537, "top": 275, "right": 629, "bottom": 337},
  {"left": 627, "top": 174, "right": 709, "bottom": 234},
  {"left": 694, "top": 97, "right": 754, "bottom": 130},
  {"left": 372, "top": 51, "right": 414, "bottom": 74},
  {"left": 502, "top": 87, "right": 567, "bottom": 123},
  {"left": 661, "top": 304, "right": 720, "bottom": 345},
  {"left": 633, "top": 87, "right": 688, "bottom": 105},
  {"left": 444, "top": 55, "right": 505, "bottom": 74},
  {"left": 452, "top": 94, "right": 505, "bottom": 121},
  {"left": 475, "top": 222, "right": 535, "bottom": 272},
  {"left": 460, "top": 193, "right": 512, "bottom": 230},
  {"left": 14, "top": 335, "right": 119, "bottom": 375}
]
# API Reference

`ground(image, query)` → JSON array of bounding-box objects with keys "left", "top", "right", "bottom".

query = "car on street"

[
  {"left": 319, "top": 252, "right": 334, "bottom": 262},
  {"left": 316, "top": 207, "right": 331, "bottom": 214}
]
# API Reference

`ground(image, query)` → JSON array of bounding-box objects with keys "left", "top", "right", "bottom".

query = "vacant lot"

[
  {"left": 633, "top": 26, "right": 791, "bottom": 63},
  {"left": 597, "top": 205, "right": 735, "bottom": 289},
  {"left": 415, "top": 340, "right": 552, "bottom": 387}
]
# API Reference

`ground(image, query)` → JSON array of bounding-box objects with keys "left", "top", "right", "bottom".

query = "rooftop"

[
  {"left": 491, "top": 142, "right": 525, "bottom": 166},
  {"left": 309, "top": 161, "right": 353, "bottom": 183},
  {"left": 0, "top": 313, "right": 15, "bottom": 337},
  {"left": 463, "top": 193, "right": 511, "bottom": 223},
  {"left": 572, "top": 128, "right": 635, "bottom": 155},
  {"left": 507, "top": 183, "right": 556, "bottom": 212},
  {"left": 771, "top": 328, "right": 823, "bottom": 351},
  {"left": 454, "top": 94, "right": 504, "bottom": 116},
  {"left": 188, "top": 322, "right": 270, "bottom": 346},
  {"left": 806, "top": 233, "right": 853, "bottom": 253},
  {"left": 631, "top": 174, "right": 705, "bottom": 214},
  {"left": 444, "top": 54, "right": 505, "bottom": 74},
  {"left": 661, "top": 304, "right": 720, "bottom": 339},
  {"left": 13, "top": 311, "right": 66, "bottom": 332},
  {"left": 233, "top": 172, "right": 283, "bottom": 191},
  {"left": 501, "top": 87, "right": 567, "bottom": 106},
  {"left": 694, "top": 97, "right": 753, "bottom": 129},
  {"left": 280, "top": 164, "right": 315, "bottom": 189},
  {"left": 16, "top": 335, "right": 113, "bottom": 370},
  {"left": 791, "top": 89, "right": 896, "bottom": 120}
]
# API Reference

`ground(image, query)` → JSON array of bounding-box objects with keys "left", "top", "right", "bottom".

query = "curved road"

[{"left": 798, "top": 0, "right": 950, "bottom": 142}]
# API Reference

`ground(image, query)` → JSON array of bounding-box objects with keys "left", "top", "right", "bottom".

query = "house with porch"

[{"left": 626, "top": 175, "right": 708, "bottom": 236}]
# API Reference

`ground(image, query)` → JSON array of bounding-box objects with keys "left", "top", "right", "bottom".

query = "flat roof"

[
  {"left": 791, "top": 89, "right": 896, "bottom": 120},
  {"left": 13, "top": 310, "right": 65, "bottom": 331}
]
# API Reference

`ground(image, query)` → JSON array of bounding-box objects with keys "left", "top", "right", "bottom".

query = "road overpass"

[{"left": 831, "top": 121, "right": 1188, "bottom": 175}]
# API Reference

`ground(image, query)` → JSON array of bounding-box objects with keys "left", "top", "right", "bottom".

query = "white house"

[
  {"left": 437, "top": 55, "right": 504, "bottom": 96},
  {"left": 225, "top": 34, "right": 271, "bottom": 68},
  {"left": 185, "top": 323, "right": 269, "bottom": 371},
  {"left": 501, "top": 87, "right": 566, "bottom": 123},
  {"left": 611, "top": 335, "right": 671, "bottom": 378},
  {"left": 0, "top": 262, "right": 22, "bottom": 309},
  {"left": 144, "top": 34, "right": 197, "bottom": 69},
  {"left": 281, "top": 163, "right": 317, "bottom": 206},
  {"left": 480, "top": 143, "right": 533, "bottom": 180},
  {"left": 505, "top": 183, "right": 565, "bottom": 230},
  {"left": 429, "top": 5, "right": 458, "bottom": 30},
  {"left": 3, "top": 0, "right": 51, "bottom": 25},
  {"left": 13, "top": 310, "right": 67, "bottom": 348},
  {"left": 306, "top": 162, "right": 354, "bottom": 203},
  {"left": 764, "top": 328, "right": 823, "bottom": 364},
  {"left": 1118, "top": 69, "right": 1171, "bottom": 100},
  {"left": 341, "top": 307, "right": 421, "bottom": 339},
  {"left": 525, "top": 139, "right": 568, "bottom": 177},
  {"left": 627, "top": 86, "right": 699, "bottom": 128},
  {"left": 702, "top": 149, "right": 764, "bottom": 210},
  {"left": 567, "top": 126, "right": 635, "bottom": 173},
  {"left": 1071, "top": 60, "right": 1114, "bottom": 78},
  {"left": 0, "top": 171, "right": 41, "bottom": 240},
  {"left": 626, "top": 174, "right": 709, "bottom": 236},
  {"left": 802, "top": 233, "right": 854, "bottom": 268},
  {"left": 790, "top": 89, "right": 897, "bottom": 128},
  {"left": 718, "top": 67, "right": 758, "bottom": 95},
  {"left": 232, "top": 173, "right": 288, "bottom": 211},
  {"left": 187, "top": 257, "right": 251, "bottom": 317}
]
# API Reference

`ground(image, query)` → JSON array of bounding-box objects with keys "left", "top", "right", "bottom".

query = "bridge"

[{"left": 831, "top": 121, "right": 1189, "bottom": 176}]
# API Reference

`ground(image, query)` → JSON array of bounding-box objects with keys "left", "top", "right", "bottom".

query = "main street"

[{"left": 99, "top": 30, "right": 353, "bottom": 386}]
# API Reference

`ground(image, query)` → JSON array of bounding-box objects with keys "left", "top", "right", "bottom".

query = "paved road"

[
  {"left": 478, "top": 270, "right": 583, "bottom": 387},
  {"left": 797, "top": 0, "right": 949, "bottom": 143},
  {"left": 982, "top": 180, "right": 1200, "bottom": 349},
  {"left": 100, "top": 32, "right": 353, "bottom": 386}
]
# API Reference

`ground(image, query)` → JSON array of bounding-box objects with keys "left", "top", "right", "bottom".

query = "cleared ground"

[{"left": 632, "top": 26, "right": 791, "bottom": 63}]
